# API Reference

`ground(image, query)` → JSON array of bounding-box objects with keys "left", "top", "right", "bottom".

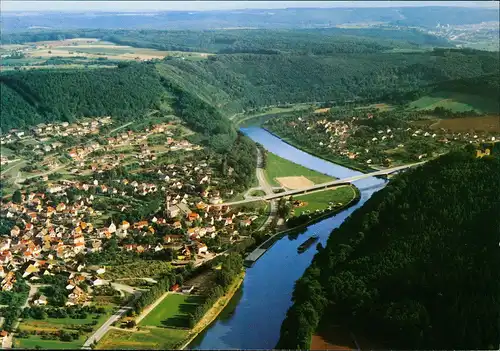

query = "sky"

[{"left": 1, "top": 1, "right": 498, "bottom": 12}]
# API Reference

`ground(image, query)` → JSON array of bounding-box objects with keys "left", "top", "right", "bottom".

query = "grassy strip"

[
  {"left": 264, "top": 152, "right": 334, "bottom": 187},
  {"left": 262, "top": 127, "right": 376, "bottom": 173}
]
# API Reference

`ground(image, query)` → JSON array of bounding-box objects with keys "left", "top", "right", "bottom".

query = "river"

[{"left": 187, "top": 126, "right": 386, "bottom": 349}]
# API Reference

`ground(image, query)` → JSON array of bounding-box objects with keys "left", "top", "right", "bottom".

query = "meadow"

[
  {"left": 264, "top": 152, "right": 334, "bottom": 187},
  {"left": 14, "top": 335, "right": 85, "bottom": 349},
  {"left": 139, "top": 293, "right": 203, "bottom": 328},
  {"left": 409, "top": 91, "right": 499, "bottom": 113},
  {"left": 292, "top": 186, "right": 357, "bottom": 216}
]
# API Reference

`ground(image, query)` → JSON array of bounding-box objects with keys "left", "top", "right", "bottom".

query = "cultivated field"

[
  {"left": 410, "top": 91, "right": 499, "bottom": 113},
  {"left": 265, "top": 152, "right": 334, "bottom": 187},
  {"left": 276, "top": 176, "right": 314, "bottom": 190},
  {"left": 429, "top": 115, "right": 500, "bottom": 133},
  {"left": 1, "top": 38, "right": 211, "bottom": 70}
]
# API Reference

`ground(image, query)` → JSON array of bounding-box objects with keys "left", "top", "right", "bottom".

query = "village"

[
  {"left": 265, "top": 109, "right": 500, "bottom": 169},
  {"left": 0, "top": 117, "right": 266, "bottom": 348}
]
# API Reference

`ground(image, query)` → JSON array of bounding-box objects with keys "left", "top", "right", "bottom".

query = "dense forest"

[
  {"left": 277, "top": 150, "right": 500, "bottom": 349},
  {"left": 0, "top": 63, "right": 164, "bottom": 130},
  {"left": 1, "top": 28, "right": 452, "bottom": 54}
]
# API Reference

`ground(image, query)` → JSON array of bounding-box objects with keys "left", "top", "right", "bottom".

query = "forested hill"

[
  {"left": 0, "top": 63, "right": 236, "bottom": 151},
  {"left": 1, "top": 28, "right": 451, "bottom": 54},
  {"left": 1, "top": 48, "right": 498, "bottom": 133},
  {"left": 277, "top": 150, "right": 500, "bottom": 350},
  {"left": 158, "top": 48, "right": 499, "bottom": 111}
]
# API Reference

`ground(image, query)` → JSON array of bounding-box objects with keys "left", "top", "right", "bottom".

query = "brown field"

[
  {"left": 276, "top": 176, "right": 314, "bottom": 189},
  {"left": 311, "top": 327, "right": 356, "bottom": 350},
  {"left": 31, "top": 38, "right": 102, "bottom": 47},
  {"left": 31, "top": 48, "right": 170, "bottom": 61},
  {"left": 429, "top": 115, "right": 500, "bottom": 132},
  {"left": 314, "top": 107, "right": 331, "bottom": 114}
]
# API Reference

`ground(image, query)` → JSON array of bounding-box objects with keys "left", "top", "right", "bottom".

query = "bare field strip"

[
  {"left": 276, "top": 176, "right": 314, "bottom": 190},
  {"left": 430, "top": 115, "right": 500, "bottom": 132}
]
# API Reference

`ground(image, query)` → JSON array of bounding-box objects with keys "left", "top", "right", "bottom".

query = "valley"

[{"left": 1, "top": 5, "right": 499, "bottom": 350}]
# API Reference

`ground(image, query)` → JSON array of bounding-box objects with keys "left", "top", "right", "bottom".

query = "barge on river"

[{"left": 297, "top": 235, "right": 319, "bottom": 253}]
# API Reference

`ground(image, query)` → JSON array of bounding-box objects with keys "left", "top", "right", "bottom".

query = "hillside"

[
  {"left": 1, "top": 48, "right": 498, "bottom": 132},
  {"left": 1, "top": 28, "right": 451, "bottom": 54},
  {"left": 277, "top": 150, "right": 500, "bottom": 349}
]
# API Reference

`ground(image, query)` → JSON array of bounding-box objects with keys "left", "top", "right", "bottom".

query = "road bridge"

[{"left": 221, "top": 161, "right": 425, "bottom": 207}]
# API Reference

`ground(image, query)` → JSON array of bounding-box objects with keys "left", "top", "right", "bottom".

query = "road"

[
  {"left": 1, "top": 160, "right": 26, "bottom": 176},
  {"left": 255, "top": 147, "right": 277, "bottom": 231},
  {"left": 108, "top": 121, "right": 133, "bottom": 135},
  {"left": 222, "top": 161, "right": 426, "bottom": 207},
  {"left": 82, "top": 287, "right": 142, "bottom": 349},
  {"left": 22, "top": 283, "right": 49, "bottom": 309}
]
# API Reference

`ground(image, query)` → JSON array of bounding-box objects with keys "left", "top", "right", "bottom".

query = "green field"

[
  {"left": 15, "top": 305, "right": 115, "bottom": 349},
  {"left": 292, "top": 186, "right": 357, "bottom": 216},
  {"left": 139, "top": 293, "right": 203, "bottom": 328},
  {"left": 409, "top": 91, "right": 499, "bottom": 113},
  {"left": 97, "top": 327, "right": 188, "bottom": 350},
  {"left": 14, "top": 335, "right": 85, "bottom": 349},
  {"left": 265, "top": 152, "right": 334, "bottom": 187}
]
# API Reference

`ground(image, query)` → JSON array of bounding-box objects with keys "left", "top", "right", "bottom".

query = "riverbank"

[
  {"left": 261, "top": 127, "right": 376, "bottom": 173},
  {"left": 179, "top": 272, "right": 245, "bottom": 350},
  {"left": 244, "top": 185, "right": 361, "bottom": 267},
  {"left": 283, "top": 185, "right": 361, "bottom": 233}
]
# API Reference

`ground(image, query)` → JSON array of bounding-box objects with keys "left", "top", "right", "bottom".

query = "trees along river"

[{"left": 187, "top": 126, "right": 386, "bottom": 349}]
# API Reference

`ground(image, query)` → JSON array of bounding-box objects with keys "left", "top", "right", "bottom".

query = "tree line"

[
  {"left": 188, "top": 253, "right": 243, "bottom": 328},
  {"left": 277, "top": 149, "right": 500, "bottom": 350}
]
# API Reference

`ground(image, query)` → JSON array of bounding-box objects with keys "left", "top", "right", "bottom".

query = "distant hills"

[{"left": 2, "top": 7, "right": 499, "bottom": 31}]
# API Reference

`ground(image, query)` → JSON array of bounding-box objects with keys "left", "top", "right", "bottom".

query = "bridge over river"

[{"left": 221, "top": 161, "right": 426, "bottom": 207}]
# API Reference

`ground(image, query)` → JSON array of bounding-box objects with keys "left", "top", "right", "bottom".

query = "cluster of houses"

[
  {"left": 0, "top": 171, "right": 256, "bottom": 293},
  {"left": 0, "top": 117, "right": 264, "bottom": 309},
  {"left": 285, "top": 114, "right": 500, "bottom": 166},
  {"left": 32, "top": 117, "right": 113, "bottom": 138}
]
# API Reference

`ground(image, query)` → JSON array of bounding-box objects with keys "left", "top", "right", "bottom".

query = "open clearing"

[
  {"left": 314, "top": 107, "right": 331, "bottom": 114},
  {"left": 1, "top": 38, "right": 211, "bottom": 70},
  {"left": 409, "top": 91, "right": 499, "bottom": 113},
  {"left": 265, "top": 152, "right": 334, "bottom": 187},
  {"left": 293, "top": 186, "right": 356, "bottom": 216},
  {"left": 139, "top": 293, "right": 203, "bottom": 328},
  {"left": 276, "top": 176, "right": 314, "bottom": 190},
  {"left": 429, "top": 115, "right": 500, "bottom": 133}
]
